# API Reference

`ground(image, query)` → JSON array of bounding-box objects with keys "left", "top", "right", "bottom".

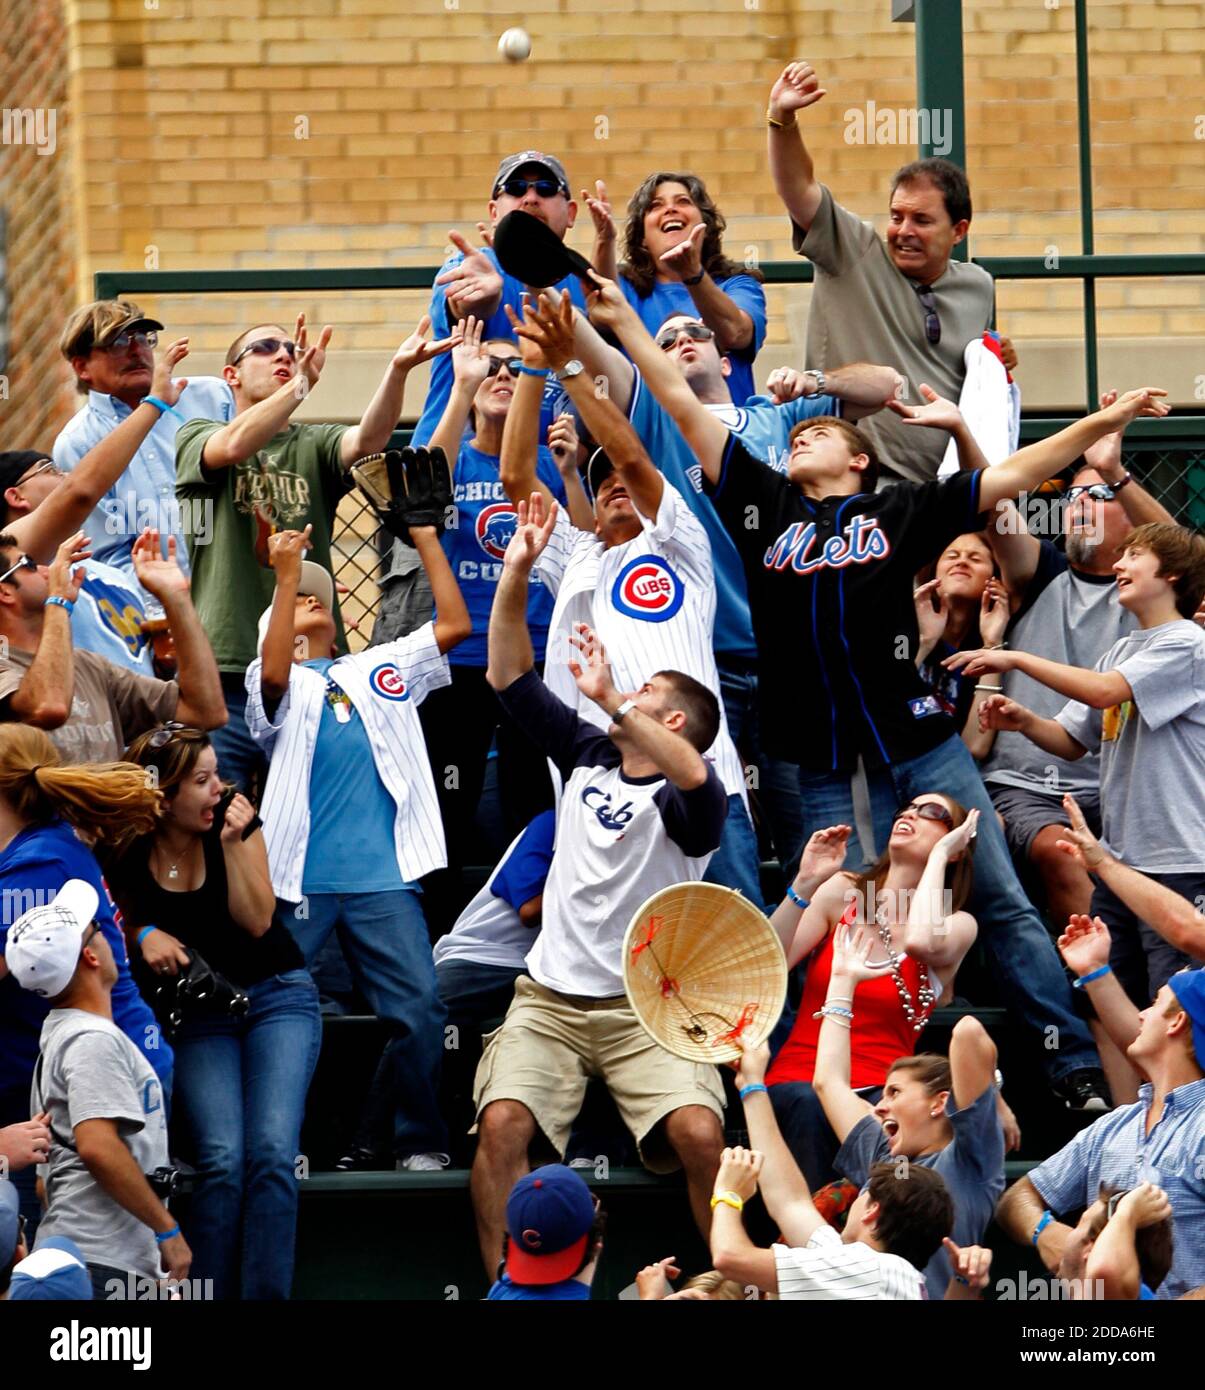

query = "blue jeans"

[
  {"left": 210, "top": 673, "right": 268, "bottom": 796},
  {"left": 284, "top": 889, "right": 449, "bottom": 1155},
  {"left": 769, "top": 1081, "right": 883, "bottom": 1192},
  {"left": 795, "top": 734, "right": 1099, "bottom": 1083},
  {"left": 171, "top": 969, "right": 320, "bottom": 1300},
  {"left": 703, "top": 794, "right": 764, "bottom": 909}
]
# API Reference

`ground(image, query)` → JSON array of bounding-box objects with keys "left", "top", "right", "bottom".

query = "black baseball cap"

[
  {"left": 586, "top": 446, "right": 615, "bottom": 504},
  {"left": 0, "top": 451, "right": 53, "bottom": 492}
]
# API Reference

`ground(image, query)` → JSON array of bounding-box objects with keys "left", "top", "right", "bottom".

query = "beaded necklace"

[{"left": 873, "top": 898, "right": 936, "bottom": 1034}]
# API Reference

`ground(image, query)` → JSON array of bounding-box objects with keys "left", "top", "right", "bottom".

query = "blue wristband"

[
  {"left": 143, "top": 395, "right": 185, "bottom": 422},
  {"left": 515, "top": 366, "right": 549, "bottom": 378},
  {"left": 1072, "top": 964, "right": 1112, "bottom": 989},
  {"left": 739, "top": 1083, "right": 769, "bottom": 1101},
  {"left": 1032, "top": 1210, "right": 1054, "bottom": 1246},
  {"left": 137, "top": 925, "right": 157, "bottom": 946},
  {"left": 155, "top": 1225, "right": 180, "bottom": 1245},
  {"left": 786, "top": 885, "right": 809, "bottom": 910},
  {"left": 44, "top": 596, "right": 74, "bottom": 615}
]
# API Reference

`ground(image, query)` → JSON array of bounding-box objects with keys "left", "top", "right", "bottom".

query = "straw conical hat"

[{"left": 622, "top": 882, "right": 787, "bottom": 1064}]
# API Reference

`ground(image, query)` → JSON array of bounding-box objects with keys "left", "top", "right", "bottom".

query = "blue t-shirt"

[
  {"left": 621, "top": 273, "right": 767, "bottom": 407},
  {"left": 625, "top": 374, "right": 840, "bottom": 659},
  {"left": 487, "top": 1274, "right": 591, "bottom": 1300},
  {"left": 441, "top": 442, "right": 566, "bottom": 667},
  {"left": 301, "top": 659, "right": 408, "bottom": 895},
  {"left": 411, "top": 249, "right": 587, "bottom": 449},
  {"left": 72, "top": 559, "right": 154, "bottom": 675},
  {"left": 705, "top": 393, "right": 843, "bottom": 476},
  {"left": 0, "top": 821, "right": 172, "bottom": 1104}
]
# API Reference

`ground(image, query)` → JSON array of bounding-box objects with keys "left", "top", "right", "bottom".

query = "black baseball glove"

[{"left": 351, "top": 446, "right": 454, "bottom": 545}]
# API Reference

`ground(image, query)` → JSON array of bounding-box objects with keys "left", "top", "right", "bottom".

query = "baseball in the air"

[{"left": 498, "top": 28, "right": 532, "bottom": 63}]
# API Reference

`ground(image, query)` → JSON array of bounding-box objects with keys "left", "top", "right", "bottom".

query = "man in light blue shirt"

[{"left": 53, "top": 299, "right": 234, "bottom": 583}]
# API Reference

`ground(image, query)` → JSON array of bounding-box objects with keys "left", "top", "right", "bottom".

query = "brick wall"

[
  {"left": 4, "top": 0, "right": 1205, "bottom": 446},
  {"left": 0, "top": 0, "right": 77, "bottom": 451}
]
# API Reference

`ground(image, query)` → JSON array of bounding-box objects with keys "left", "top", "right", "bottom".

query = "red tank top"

[{"left": 767, "top": 903, "right": 936, "bottom": 1091}]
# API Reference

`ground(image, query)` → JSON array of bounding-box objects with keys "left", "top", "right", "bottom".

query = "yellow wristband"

[{"left": 710, "top": 1190, "right": 744, "bottom": 1213}]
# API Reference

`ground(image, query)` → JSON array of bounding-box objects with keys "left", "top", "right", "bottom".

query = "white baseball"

[{"left": 498, "top": 27, "right": 532, "bottom": 62}]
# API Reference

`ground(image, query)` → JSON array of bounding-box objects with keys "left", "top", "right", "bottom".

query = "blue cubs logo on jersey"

[
  {"left": 476, "top": 503, "right": 517, "bottom": 560},
  {"left": 611, "top": 554, "right": 685, "bottom": 623},
  {"left": 582, "top": 786, "right": 635, "bottom": 833},
  {"left": 369, "top": 663, "right": 410, "bottom": 701}
]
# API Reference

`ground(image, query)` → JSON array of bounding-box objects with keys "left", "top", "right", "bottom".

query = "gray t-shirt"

[
  {"left": 983, "top": 542, "right": 1136, "bottom": 797},
  {"left": 32, "top": 1009, "right": 169, "bottom": 1279},
  {"left": 835, "top": 1083, "right": 1004, "bottom": 1300},
  {"left": 794, "top": 185, "right": 995, "bottom": 483},
  {"left": 1056, "top": 619, "right": 1205, "bottom": 873}
]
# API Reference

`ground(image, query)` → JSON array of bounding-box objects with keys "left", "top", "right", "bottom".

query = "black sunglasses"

[
  {"left": 0, "top": 553, "right": 38, "bottom": 586},
  {"left": 912, "top": 284, "right": 941, "bottom": 345},
  {"left": 486, "top": 356, "right": 523, "bottom": 378},
  {"left": 896, "top": 801, "right": 955, "bottom": 830},
  {"left": 1066, "top": 483, "right": 1117, "bottom": 504},
  {"left": 104, "top": 328, "right": 158, "bottom": 353},
  {"left": 141, "top": 721, "right": 203, "bottom": 751},
  {"left": 655, "top": 322, "right": 716, "bottom": 352},
  {"left": 231, "top": 337, "right": 297, "bottom": 367},
  {"left": 498, "top": 176, "right": 563, "bottom": 199},
  {"left": 82, "top": 921, "right": 101, "bottom": 950}
]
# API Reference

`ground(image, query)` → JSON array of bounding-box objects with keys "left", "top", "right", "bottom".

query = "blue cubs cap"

[
  {"left": 504, "top": 1163, "right": 595, "bottom": 1285},
  {"left": 8, "top": 1235, "right": 93, "bottom": 1300},
  {"left": 1168, "top": 968, "right": 1205, "bottom": 1064}
]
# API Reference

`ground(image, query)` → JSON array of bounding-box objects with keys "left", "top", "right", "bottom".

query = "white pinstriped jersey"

[
  {"left": 244, "top": 622, "right": 451, "bottom": 903},
  {"left": 773, "top": 1226, "right": 926, "bottom": 1300},
  {"left": 534, "top": 480, "right": 747, "bottom": 805}
]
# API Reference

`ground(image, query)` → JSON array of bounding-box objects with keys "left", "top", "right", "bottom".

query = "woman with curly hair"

[
  {"left": 0, "top": 724, "right": 166, "bottom": 1234},
  {"left": 586, "top": 171, "right": 767, "bottom": 405}
]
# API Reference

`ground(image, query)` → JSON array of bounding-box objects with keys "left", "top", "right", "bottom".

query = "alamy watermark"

[
  {"left": 2, "top": 108, "right": 56, "bottom": 158},
  {"left": 844, "top": 102, "right": 952, "bottom": 158},
  {"left": 102, "top": 495, "right": 214, "bottom": 547}
]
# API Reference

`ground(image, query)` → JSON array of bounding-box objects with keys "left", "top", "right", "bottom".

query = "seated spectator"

[
  {"left": 54, "top": 300, "right": 235, "bottom": 581},
  {"left": 473, "top": 496, "right": 728, "bottom": 1273},
  {"left": 764, "top": 800, "right": 981, "bottom": 1188},
  {"left": 487, "top": 1164, "right": 603, "bottom": 1300},
  {"left": 634, "top": 1256, "right": 745, "bottom": 1301},
  {"left": 0, "top": 1178, "right": 27, "bottom": 1299},
  {"left": 175, "top": 312, "right": 456, "bottom": 792},
  {"left": 962, "top": 522, "right": 1205, "bottom": 1006},
  {"left": 376, "top": 149, "right": 587, "bottom": 643},
  {"left": 996, "top": 967, "right": 1205, "bottom": 1300},
  {"left": 0, "top": 726, "right": 168, "bottom": 1236},
  {"left": 245, "top": 520, "right": 469, "bottom": 1171},
  {"left": 0, "top": 529, "right": 225, "bottom": 763},
  {"left": 418, "top": 321, "right": 567, "bottom": 895},
  {"left": 913, "top": 532, "right": 1010, "bottom": 755},
  {"left": 7, "top": 1235, "right": 93, "bottom": 1302},
  {"left": 100, "top": 726, "right": 320, "bottom": 1301},
  {"left": 5, "top": 879, "right": 190, "bottom": 1301},
  {"left": 708, "top": 1139, "right": 954, "bottom": 1300},
  {"left": 502, "top": 292, "right": 760, "bottom": 903},
  {"left": 808, "top": 925, "right": 1005, "bottom": 1297},
  {"left": 590, "top": 171, "right": 766, "bottom": 406},
  {"left": 1057, "top": 1182, "right": 1174, "bottom": 1300}
]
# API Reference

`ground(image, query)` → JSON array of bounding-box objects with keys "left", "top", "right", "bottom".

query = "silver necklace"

[{"left": 874, "top": 900, "right": 936, "bottom": 1034}]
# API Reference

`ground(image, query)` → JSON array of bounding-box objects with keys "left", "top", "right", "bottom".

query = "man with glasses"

[
  {"left": 766, "top": 60, "right": 1016, "bottom": 484},
  {"left": 375, "top": 150, "right": 588, "bottom": 645},
  {"left": 174, "top": 309, "right": 458, "bottom": 793},
  {"left": 54, "top": 299, "right": 236, "bottom": 580}
]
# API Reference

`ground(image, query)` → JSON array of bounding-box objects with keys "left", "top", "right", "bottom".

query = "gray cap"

[{"left": 492, "top": 150, "right": 570, "bottom": 197}]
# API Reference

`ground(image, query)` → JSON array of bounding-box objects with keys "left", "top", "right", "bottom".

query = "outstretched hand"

[
  {"left": 769, "top": 60, "right": 827, "bottom": 116},
  {"left": 1054, "top": 794, "right": 1106, "bottom": 870},
  {"left": 1056, "top": 913, "right": 1112, "bottom": 978},
  {"left": 501, "top": 491, "right": 559, "bottom": 576},
  {"left": 830, "top": 922, "right": 893, "bottom": 985},
  {"left": 566, "top": 622, "right": 618, "bottom": 711},
  {"left": 888, "top": 383, "right": 964, "bottom": 433}
]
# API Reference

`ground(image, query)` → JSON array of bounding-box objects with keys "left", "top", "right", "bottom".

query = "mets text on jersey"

[{"left": 763, "top": 513, "right": 889, "bottom": 574}]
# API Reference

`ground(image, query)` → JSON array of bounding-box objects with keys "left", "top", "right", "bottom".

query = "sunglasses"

[
  {"left": 896, "top": 801, "right": 955, "bottom": 830},
  {"left": 142, "top": 721, "right": 204, "bottom": 751},
  {"left": 103, "top": 328, "right": 158, "bottom": 353},
  {"left": 654, "top": 322, "right": 716, "bottom": 352},
  {"left": 486, "top": 356, "right": 523, "bottom": 378},
  {"left": 231, "top": 337, "right": 297, "bottom": 367},
  {"left": 0, "top": 553, "right": 38, "bottom": 586},
  {"left": 1066, "top": 483, "right": 1117, "bottom": 504},
  {"left": 16, "top": 459, "right": 62, "bottom": 486},
  {"left": 82, "top": 921, "right": 101, "bottom": 950},
  {"left": 912, "top": 285, "right": 941, "bottom": 345},
  {"left": 498, "top": 176, "right": 563, "bottom": 199}
]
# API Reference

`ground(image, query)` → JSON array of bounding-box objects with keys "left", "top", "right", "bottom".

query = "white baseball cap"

[
  {"left": 255, "top": 560, "right": 335, "bottom": 658},
  {"left": 5, "top": 879, "right": 100, "bottom": 999}
]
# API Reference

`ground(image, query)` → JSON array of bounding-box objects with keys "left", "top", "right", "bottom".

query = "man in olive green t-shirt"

[
  {"left": 175, "top": 311, "right": 460, "bottom": 790},
  {"left": 765, "top": 59, "right": 1017, "bottom": 485}
]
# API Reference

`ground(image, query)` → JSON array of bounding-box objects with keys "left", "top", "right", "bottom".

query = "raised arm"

[
  {"left": 4, "top": 533, "right": 85, "bottom": 727},
  {"left": 986, "top": 500, "right": 1042, "bottom": 603},
  {"left": 1057, "top": 911, "right": 1143, "bottom": 1059},
  {"left": 1086, "top": 1184, "right": 1172, "bottom": 1300},
  {"left": 431, "top": 316, "right": 490, "bottom": 466},
  {"left": 486, "top": 492, "right": 558, "bottom": 692},
  {"left": 888, "top": 384, "right": 991, "bottom": 471},
  {"left": 766, "top": 61, "right": 828, "bottom": 234},
  {"left": 219, "top": 793, "right": 276, "bottom": 936},
  {"left": 498, "top": 311, "right": 558, "bottom": 509},
  {"left": 946, "top": 645, "right": 1131, "bottom": 711},
  {"left": 769, "top": 830, "right": 852, "bottom": 960},
  {"left": 948, "top": 1014, "right": 998, "bottom": 1111},
  {"left": 581, "top": 181, "right": 618, "bottom": 283},
  {"left": 812, "top": 925, "right": 892, "bottom": 1141},
  {"left": 655, "top": 222, "right": 756, "bottom": 354},
  {"left": 546, "top": 413, "right": 595, "bottom": 531},
  {"left": 1083, "top": 390, "right": 1177, "bottom": 528},
  {"left": 432, "top": 229, "right": 504, "bottom": 325},
  {"left": 412, "top": 524, "right": 471, "bottom": 655},
  {"left": 260, "top": 528, "right": 307, "bottom": 705},
  {"left": 977, "top": 694, "right": 1088, "bottom": 761},
  {"left": 902, "top": 810, "right": 980, "bottom": 972}
]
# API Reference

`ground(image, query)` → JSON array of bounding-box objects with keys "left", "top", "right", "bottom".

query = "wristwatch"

[
  {"left": 803, "top": 368, "right": 826, "bottom": 397},
  {"left": 611, "top": 698, "right": 638, "bottom": 724},
  {"left": 555, "top": 359, "right": 585, "bottom": 383}
]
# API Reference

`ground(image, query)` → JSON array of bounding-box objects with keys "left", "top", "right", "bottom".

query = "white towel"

[{"left": 938, "top": 333, "right": 1022, "bottom": 478}]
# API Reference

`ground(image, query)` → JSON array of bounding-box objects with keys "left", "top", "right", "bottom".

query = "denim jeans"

[
  {"left": 703, "top": 794, "right": 764, "bottom": 909},
  {"left": 795, "top": 733, "right": 1099, "bottom": 1083},
  {"left": 209, "top": 673, "right": 268, "bottom": 797},
  {"left": 284, "top": 889, "right": 449, "bottom": 1156},
  {"left": 171, "top": 968, "right": 320, "bottom": 1300},
  {"left": 769, "top": 1081, "right": 883, "bottom": 1192}
]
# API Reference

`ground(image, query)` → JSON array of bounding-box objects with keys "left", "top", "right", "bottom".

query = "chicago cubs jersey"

[
  {"left": 440, "top": 440, "right": 567, "bottom": 666},
  {"left": 535, "top": 479, "right": 746, "bottom": 803},
  {"left": 244, "top": 622, "right": 451, "bottom": 902},
  {"left": 497, "top": 671, "right": 726, "bottom": 997}
]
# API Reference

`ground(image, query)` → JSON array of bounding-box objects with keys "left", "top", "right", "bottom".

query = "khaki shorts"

[{"left": 473, "top": 975, "right": 726, "bottom": 1174}]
